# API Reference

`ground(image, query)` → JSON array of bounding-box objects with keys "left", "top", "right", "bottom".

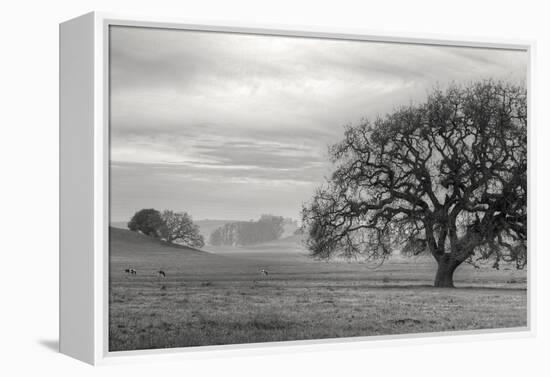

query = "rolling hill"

[
  {"left": 110, "top": 221, "right": 128, "bottom": 230},
  {"left": 109, "top": 227, "right": 206, "bottom": 256}
]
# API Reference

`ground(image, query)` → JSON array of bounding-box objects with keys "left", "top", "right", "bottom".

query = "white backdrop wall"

[{"left": 0, "top": 0, "right": 548, "bottom": 375}]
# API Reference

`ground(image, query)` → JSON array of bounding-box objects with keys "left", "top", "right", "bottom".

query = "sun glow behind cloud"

[{"left": 109, "top": 26, "right": 527, "bottom": 222}]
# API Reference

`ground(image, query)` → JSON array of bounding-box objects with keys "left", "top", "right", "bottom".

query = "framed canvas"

[{"left": 59, "top": 12, "right": 534, "bottom": 365}]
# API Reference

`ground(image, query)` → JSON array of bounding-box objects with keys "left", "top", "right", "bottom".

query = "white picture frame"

[{"left": 59, "top": 11, "right": 535, "bottom": 365}]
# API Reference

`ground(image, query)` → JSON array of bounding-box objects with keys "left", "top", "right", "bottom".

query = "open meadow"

[{"left": 109, "top": 227, "right": 527, "bottom": 351}]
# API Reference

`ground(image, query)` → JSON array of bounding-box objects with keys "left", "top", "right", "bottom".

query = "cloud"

[
  {"left": 110, "top": 161, "right": 323, "bottom": 222},
  {"left": 108, "top": 26, "right": 527, "bottom": 221}
]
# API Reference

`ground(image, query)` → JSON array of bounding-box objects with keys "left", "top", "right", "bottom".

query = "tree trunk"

[{"left": 434, "top": 255, "right": 460, "bottom": 288}]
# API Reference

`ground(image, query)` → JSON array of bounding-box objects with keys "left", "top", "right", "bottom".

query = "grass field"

[{"left": 108, "top": 227, "right": 527, "bottom": 351}]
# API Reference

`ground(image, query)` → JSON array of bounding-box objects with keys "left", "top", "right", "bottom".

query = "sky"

[{"left": 109, "top": 25, "right": 527, "bottom": 222}]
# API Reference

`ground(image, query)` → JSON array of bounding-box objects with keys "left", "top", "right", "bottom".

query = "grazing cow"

[
  {"left": 260, "top": 269, "right": 269, "bottom": 276},
  {"left": 129, "top": 268, "right": 137, "bottom": 275},
  {"left": 157, "top": 270, "right": 166, "bottom": 278}
]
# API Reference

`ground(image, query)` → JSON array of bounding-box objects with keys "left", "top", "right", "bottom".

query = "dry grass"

[{"left": 108, "top": 228, "right": 527, "bottom": 351}]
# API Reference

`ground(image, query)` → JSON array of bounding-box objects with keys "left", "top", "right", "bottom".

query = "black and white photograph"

[{"left": 108, "top": 25, "right": 527, "bottom": 351}]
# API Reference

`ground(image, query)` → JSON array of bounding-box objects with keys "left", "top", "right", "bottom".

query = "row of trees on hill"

[
  {"left": 210, "top": 215, "right": 285, "bottom": 246},
  {"left": 128, "top": 208, "right": 205, "bottom": 248}
]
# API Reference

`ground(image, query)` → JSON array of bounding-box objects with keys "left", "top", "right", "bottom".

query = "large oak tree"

[{"left": 302, "top": 81, "right": 527, "bottom": 287}]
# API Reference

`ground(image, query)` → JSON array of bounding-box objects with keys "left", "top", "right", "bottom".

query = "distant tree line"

[
  {"left": 128, "top": 208, "right": 204, "bottom": 248},
  {"left": 210, "top": 215, "right": 284, "bottom": 246}
]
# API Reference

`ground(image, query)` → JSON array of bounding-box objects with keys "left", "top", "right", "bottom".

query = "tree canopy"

[
  {"left": 210, "top": 215, "right": 285, "bottom": 246},
  {"left": 127, "top": 208, "right": 165, "bottom": 238},
  {"left": 302, "top": 81, "right": 527, "bottom": 287},
  {"left": 160, "top": 210, "right": 205, "bottom": 248},
  {"left": 127, "top": 208, "right": 205, "bottom": 249}
]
